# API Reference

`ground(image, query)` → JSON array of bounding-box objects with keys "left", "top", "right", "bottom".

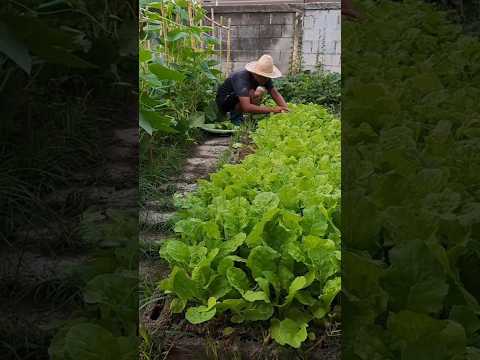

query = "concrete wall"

[
  {"left": 213, "top": 8, "right": 297, "bottom": 74},
  {"left": 302, "top": 3, "right": 341, "bottom": 72},
  {"left": 206, "top": 1, "right": 341, "bottom": 75}
]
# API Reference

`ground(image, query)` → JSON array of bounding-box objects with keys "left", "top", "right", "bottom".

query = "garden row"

[{"left": 159, "top": 104, "right": 341, "bottom": 348}]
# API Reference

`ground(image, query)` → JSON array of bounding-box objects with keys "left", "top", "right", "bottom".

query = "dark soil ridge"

[{"left": 142, "top": 298, "right": 340, "bottom": 360}]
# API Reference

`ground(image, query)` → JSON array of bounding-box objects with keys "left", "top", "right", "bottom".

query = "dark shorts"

[{"left": 216, "top": 93, "right": 239, "bottom": 114}]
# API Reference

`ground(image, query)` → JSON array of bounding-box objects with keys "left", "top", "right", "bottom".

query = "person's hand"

[
  {"left": 279, "top": 106, "right": 289, "bottom": 113},
  {"left": 270, "top": 106, "right": 283, "bottom": 113}
]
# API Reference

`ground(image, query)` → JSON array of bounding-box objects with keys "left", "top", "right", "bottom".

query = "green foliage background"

[
  {"left": 275, "top": 69, "right": 341, "bottom": 114},
  {"left": 0, "top": 0, "right": 137, "bottom": 240},
  {"left": 139, "top": 0, "right": 223, "bottom": 203},
  {"left": 343, "top": 0, "right": 480, "bottom": 358},
  {"left": 1, "top": 1, "right": 138, "bottom": 358}
]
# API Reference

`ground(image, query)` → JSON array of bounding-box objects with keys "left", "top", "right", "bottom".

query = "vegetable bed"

[{"left": 158, "top": 104, "right": 341, "bottom": 349}]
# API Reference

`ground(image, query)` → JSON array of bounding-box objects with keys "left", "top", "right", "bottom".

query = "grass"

[
  {"left": 1, "top": 0, "right": 137, "bottom": 244},
  {"left": 140, "top": 139, "right": 194, "bottom": 204},
  {"left": 1, "top": 1, "right": 137, "bottom": 358},
  {"left": 138, "top": 134, "right": 195, "bottom": 329}
]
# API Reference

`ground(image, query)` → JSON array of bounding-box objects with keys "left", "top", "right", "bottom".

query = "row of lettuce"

[{"left": 159, "top": 104, "right": 341, "bottom": 348}]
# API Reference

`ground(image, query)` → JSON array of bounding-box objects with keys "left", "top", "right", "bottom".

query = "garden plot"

[{"left": 140, "top": 105, "right": 341, "bottom": 359}]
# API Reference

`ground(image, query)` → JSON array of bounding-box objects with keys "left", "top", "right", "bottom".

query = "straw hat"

[{"left": 245, "top": 54, "right": 282, "bottom": 78}]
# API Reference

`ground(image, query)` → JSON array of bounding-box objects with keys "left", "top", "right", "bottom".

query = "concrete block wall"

[
  {"left": 218, "top": 10, "right": 296, "bottom": 74},
  {"left": 206, "top": 2, "right": 340, "bottom": 75}
]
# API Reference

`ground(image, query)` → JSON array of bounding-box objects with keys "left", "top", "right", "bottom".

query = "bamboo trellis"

[
  {"left": 141, "top": 1, "right": 233, "bottom": 76},
  {"left": 202, "top": 4, "right": 232, "bottom": 75}
]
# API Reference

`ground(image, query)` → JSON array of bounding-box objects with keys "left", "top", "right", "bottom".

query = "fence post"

[{"left": 290, "top": 11, "right": 303, "bottom": 74}]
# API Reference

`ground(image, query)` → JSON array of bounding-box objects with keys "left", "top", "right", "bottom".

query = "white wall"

[{"left": 302, "top": 9, "right": 341, "bottom": 73}]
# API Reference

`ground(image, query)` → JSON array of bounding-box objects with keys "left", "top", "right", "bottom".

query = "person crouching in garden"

[{"left": 216, "top": 54, "right": 289, "bottom": 125}]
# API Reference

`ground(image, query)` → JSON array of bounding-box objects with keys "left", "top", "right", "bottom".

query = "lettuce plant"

[{"left": 159, "top": 104, "right": 341, "bottom": 348}]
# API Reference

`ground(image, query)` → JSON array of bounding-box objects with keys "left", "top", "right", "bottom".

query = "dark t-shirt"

[{"left": 216, "top": 69, "right": 274, "bottom": 105}]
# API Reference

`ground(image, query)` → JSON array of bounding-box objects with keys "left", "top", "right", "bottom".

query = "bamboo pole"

[
  {"left": 176, "top": 6, "right": 181, "bottom": 61},
  {"left": 219, "top": 16, "right": 224, "bottom": 72},
  {"left": 200, "top": 17, "right": 204, "bottom": 48},
  {"left": 204, "top": 15, "right": 230, "bottom": 29},
  {"left": 226, "top": 17, "right": 231, "bottom": 75},
  {"left": 160, "top": 2, "right": 169, "bottom": 63},
  {"left": 188, "top": 1, "right": 195, "bottom": 49},
  {"left": 211, "top": 8, "right": 215, "bottom": 52}
]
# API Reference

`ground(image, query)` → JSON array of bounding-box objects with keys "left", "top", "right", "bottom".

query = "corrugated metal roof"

[
  {"left": 202, "top": 0, "right": 340, "bottom": 9},
  {"left": 203, "top": 0, "right": 305, "bottom": 5}
]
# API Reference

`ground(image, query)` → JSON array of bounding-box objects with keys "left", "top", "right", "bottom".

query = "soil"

[
  {"left": 235, "top": 144, "right": 256, "bottom": 163},
  {"left": 142, "top": 295, "right": 340, "bottom": 360}
]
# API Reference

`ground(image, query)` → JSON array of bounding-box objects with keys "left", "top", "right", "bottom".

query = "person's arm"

[
  {"left": 238, "top": 96, "right": 283, "bottom": 114},
  {"left": 232, "top": 74, "right": 279, "bottom": 113},
  {"left": 270, "top": 88, "right": 289, "bottom": 111}
]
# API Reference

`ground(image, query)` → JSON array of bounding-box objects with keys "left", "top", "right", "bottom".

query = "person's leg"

[
  {"left": 218, "top": 94, "right": 243, "bottom": 125},
  {"left": 228, "top": 87, "right": 266, "bottom": 125},
  {"left": 229, "top": 102, "right": 244, "bottom": 125},
  {"left": 229, "top": 88, "right": 266, "bottom": 125}
]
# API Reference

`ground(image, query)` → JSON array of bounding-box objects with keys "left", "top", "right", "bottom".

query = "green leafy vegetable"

[
  {"left": 270, "top": 318, "right": 309, "bottom": 349},
  {"left": 159, "top": 105, "right": 340, "bottom": 348}
]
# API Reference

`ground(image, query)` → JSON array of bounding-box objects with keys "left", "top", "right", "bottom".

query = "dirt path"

[{"left": 139, "top": 135, "right": 230, "bottom": 233}]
